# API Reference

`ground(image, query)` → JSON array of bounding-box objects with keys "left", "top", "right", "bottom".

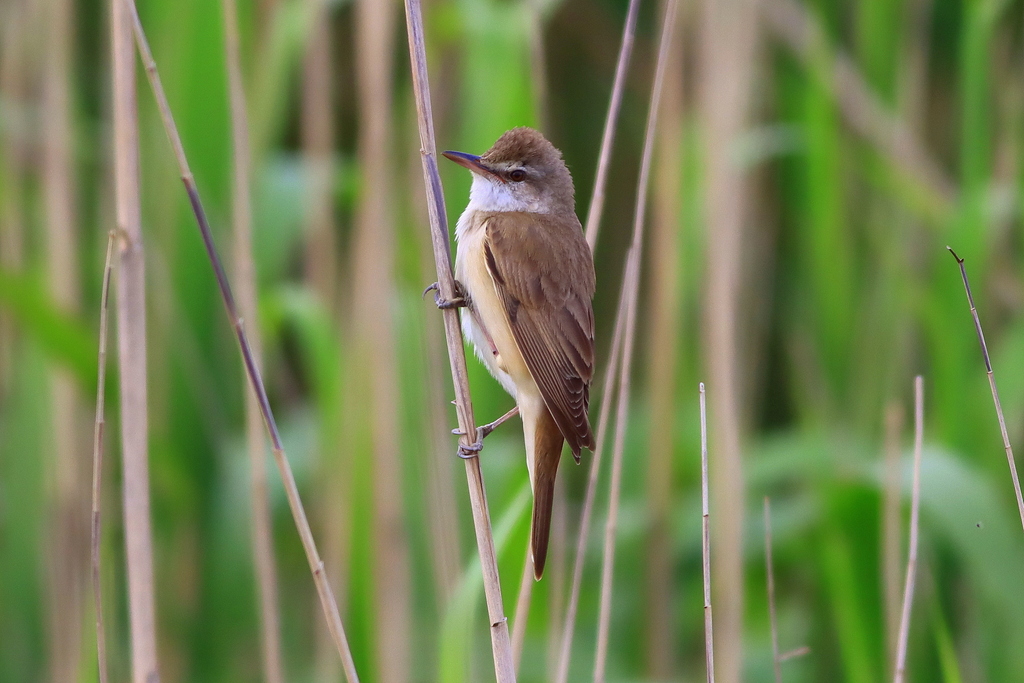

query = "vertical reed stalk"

[
  {"left": 91, "top": 232, "right": 116, "bottom": 683},
  {"left": 526, "top": 0, "right": 550, "bottom": 131},
  {"left": 511, "top": 547, "right": 534, "bottom": 671},
  {"left": 948, "top": 248, "right": 1024, "bottom": 532},
  {"left": 300, "top": 6, "right": 346, "bottom": 680},
  {"left": 583, "top": 0, "right": 641, "bottom": 250},
  {"left": 221, "top": 1, "right": 285, "bottom": 681},
  {"left": 764, "top": 497, "right": 781, "bottom": 683},
  {"left": 43, "top": 0, "right": 87, "bottom": 676},
  {"left": 0, "top": 1, "right": 27, "bottom": 389},
  {"left": 125, "top": 2, "right": 359, "bottom": 679},
  {"left": 302, "top": 0, "right": 338, "bottom": 309},
  {"left": 893, "top": 376, "right": 924, "bottom": 682},
  {"left": 554, "top": 282, "right": 627, "bottom": 683},
  {"left": 112, "top": 1, "right": 160, "bottom": 681},
  {"left": 408, "top": 146, "right": 464, "bottom": 610},
  {"left": 352, "top": 0, "right": 411, "bottom": 679},
  {"left": 402, "top": 1, "right": 517, "bottom": 679},
  {"left": 700, "top": 0, "right": 760, "bottom": 674},
  {"left": 594, "top": 3, "right": 678, "bottom": 679},
  {"left": 881, "top": 402, "right": 904, "bottom": 670},
  {"left": 553, "top": 0, "right": 655, "bottom": 676},
  {"left": 701, "top": 382, "right": 715, "bottom": 683},
  {"left": 644, "top": 0, "right": 684, "bottom": 674}
]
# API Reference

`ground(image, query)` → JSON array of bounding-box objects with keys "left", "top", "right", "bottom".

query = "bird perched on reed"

[{"left": 437, "top": 127, "right": 596, "bottom": 579}]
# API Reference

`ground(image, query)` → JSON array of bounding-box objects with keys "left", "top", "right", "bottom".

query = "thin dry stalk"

[
  {"left": 221, "top": 1, "right": 285, "bottom": 681},
  {"left": 701, "top": 382, "right": 715, "bottom": 683},
  {"left": 302, "top": 0, "right": 338, "bottom": 308},
  {"left": 511, "top": 547, "right": 535, "bottom": 671},
  {"left": 583, "top": 0, "right": 642, "bottom": 250},
  {"left": 761, "top": 0, "right": 955, "bottom": 211},
  {"left": 300, "top": 9, "right": 346, "bottom": 680},
  {"left": 593, "top": 3, "right": 678, "bottom": 679},
  {"left": 948, "top": 248, "right": 1024, "bottom": 533},
  {"left": 408, "top": 149, "right": 464, "bottom": 609},
  {"left": 44, "top": 0, "right": 87, "bottom": 674},
  {"left": 554, "top": 284, "right": 628, "bottom": 683},
  {"left": 0, "top": 1, "right": 27, "bottom": 391},
  {"left": 112, "top": 0, "right": 159, "bottom": 680},
  {"left": 125, "top": 3, "right": 359, "bottom": 679},
  {"left": 526, "top": 0, "right": 550, "bottom": 131},
  {"left": 700, "top": 0, "right": 759, "bottom": 674},
  {"left": 402, "top": 1, "right": 516, "bottom": 680},
  {"left": 91, "top": 231, "right": 116, "bottom": 683},
  {"left": 893, "top": 376, "right": 924, "bottom": 683},
  {"left": 593, "top": 283, "right": 639, "bottom": 683},
  {"left": 644, "top": 0, "right": 685, "bottom": 673},
  {"left": 352, "top": 0, "right": 411, "bottom": 678},
  {"left": 764, "top": 497, "right": 781, "bottom": 683},
  {"left": 882, "top": 402, "right": 905, "bottom": 670}
]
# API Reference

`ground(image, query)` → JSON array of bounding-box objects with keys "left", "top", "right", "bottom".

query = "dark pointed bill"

[{"left": 442, "top": 150, "right": 505, "bottom": 182}]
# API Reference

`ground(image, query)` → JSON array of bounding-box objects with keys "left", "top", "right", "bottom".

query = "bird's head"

[{"left": 443, "top": 127, "right": 575, "bottom": 215}]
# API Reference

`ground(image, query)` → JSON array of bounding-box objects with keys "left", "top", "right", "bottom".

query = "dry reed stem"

[
  {"left": 644, "top": 0, "right": 684, "bottom": 672},
  {"left": 894, "top": 376, "right": 924, "bottom": 683},
  {"left": 526, "top": 0, "right": 550, "bottom": 131},
  {"left": 511, "top": 547, "right": 534, "bottom": 672},
  {"left": 112, "top": 0, "right": 159, "bottom": 680},
  {"left": 44, "top": 0, "right": 87, "bottom": 673},
  {"left": 593, "top": 3, "right": 678, "bottom": 678},
  {"left": 701, "top": 0, "right": 758, "bottom": 673},
  {"left": 301, "top": 0, "right": 338, "bottom": 309},
  {"left": 554, "top": 284, "right": 627, "bottom": 683},
  {"left": 91, "top": 231, "right": 116, "bottom": 683},
  {"left": 301, "top": 10, "right": 347, "bottom": 680},
  {"left": 583, "top": 0, "right": 641, "bottom": 250},
  {"left": 948, "top": 248, "right": 1024, "bottom": 533},
  {"left": 221, "top": 1, "right": 285, "bottom": 680},
  {"left": 409, "top": 151, "right": 464, "bottom": 608},
  {"left": 352, "top": 0, "right": 412, "bottom": 678},
  {"left": 882, "top": 402, "right": 905, "bottom": 670},
  {"left": 701, "top": 382, "right": 715, "bottom": 683},
  {"left": 593, "top": 284, "right": 639, "bottom": 683},
  {"left": 402, "top": 1, "right": 516, "bottom": 680},
  {"left": 0, "top": 3, "right": 27, "bottom": 392},
  {"left": 762, "top": 0, "right": 955, "bottom": 210},
  {"left": 124, "top": 3, "right": 359, "bottom": 679},
  {"left": 764, "top": 497, "right": 781, "bottom": 683}
]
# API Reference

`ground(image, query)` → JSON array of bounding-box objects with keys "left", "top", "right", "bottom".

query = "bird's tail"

[{"left": 530, "top": 406, "right": 564, "bottom": 580}]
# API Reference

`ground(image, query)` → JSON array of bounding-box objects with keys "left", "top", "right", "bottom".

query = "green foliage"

[{"left": 2, "top": 0, "right": 1024, "bottom": 680}]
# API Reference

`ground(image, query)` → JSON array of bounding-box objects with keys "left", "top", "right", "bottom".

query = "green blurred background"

[{"left": 2, "top": 0, "right": 1024, "bottom": 681}]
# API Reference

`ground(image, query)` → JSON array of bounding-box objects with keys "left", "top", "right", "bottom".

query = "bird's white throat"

[{"left": 466, "top": 175, "right": 540, "bottom": 214}]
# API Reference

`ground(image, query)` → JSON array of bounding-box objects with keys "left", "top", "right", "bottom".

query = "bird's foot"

[
  {"left": 457, "top": 431, "right": 484, "bottom": 459},
  {"left": 452, "top": 407, "right": 520, "bottom": 459},
  {"left": 423, "top": 280, "right": 468, "bottom": 310}
]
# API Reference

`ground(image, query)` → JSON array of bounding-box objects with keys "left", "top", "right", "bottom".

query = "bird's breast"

[{"left": 454, "top": 210, "right": 539, "bottom": 402}]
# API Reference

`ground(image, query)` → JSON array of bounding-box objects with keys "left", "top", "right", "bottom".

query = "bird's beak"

[{"left": 442, "top": 150, "right": 505, "bottom": 183}]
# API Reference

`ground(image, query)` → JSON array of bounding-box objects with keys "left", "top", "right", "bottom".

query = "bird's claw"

[
  {"left": 457, "top": 428, "right": 485, "bottom": 459},
  {"left": 423, "top": 281, "right": 468, "bottom": 310}
]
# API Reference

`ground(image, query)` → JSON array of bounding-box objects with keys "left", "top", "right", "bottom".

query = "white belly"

[{"left": 454, "top": 210, "right": 540, "bottom": 402}]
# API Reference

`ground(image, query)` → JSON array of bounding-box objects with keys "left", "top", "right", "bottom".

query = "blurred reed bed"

[{"left": 1, "top": 0, "right": 1024, "bottom": 682}]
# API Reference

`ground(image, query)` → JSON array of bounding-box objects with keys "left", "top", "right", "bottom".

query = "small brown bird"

[{"left": 442, "top": 127, "right": 596, "bottom": 579}]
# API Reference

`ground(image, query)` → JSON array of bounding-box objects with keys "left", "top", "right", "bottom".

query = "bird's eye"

[{"left": 508, "top": 168, "right": 527, "bottom": 182}]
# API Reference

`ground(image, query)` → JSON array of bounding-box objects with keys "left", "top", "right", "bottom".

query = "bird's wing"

[{"left": 482, "top": 211, "right": 596, "bottom": 457}]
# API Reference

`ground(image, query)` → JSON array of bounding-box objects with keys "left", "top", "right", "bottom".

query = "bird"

[{"left": 440, "top": 127, "right": 596, "bottom": 579}]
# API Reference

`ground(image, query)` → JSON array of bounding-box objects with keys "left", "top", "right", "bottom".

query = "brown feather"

[
  {"left": 530, "top": 406, "right": 564, "bottom": 579},
  {"left": 481, "top": 211, "right": 596, "bottom": 459}
]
